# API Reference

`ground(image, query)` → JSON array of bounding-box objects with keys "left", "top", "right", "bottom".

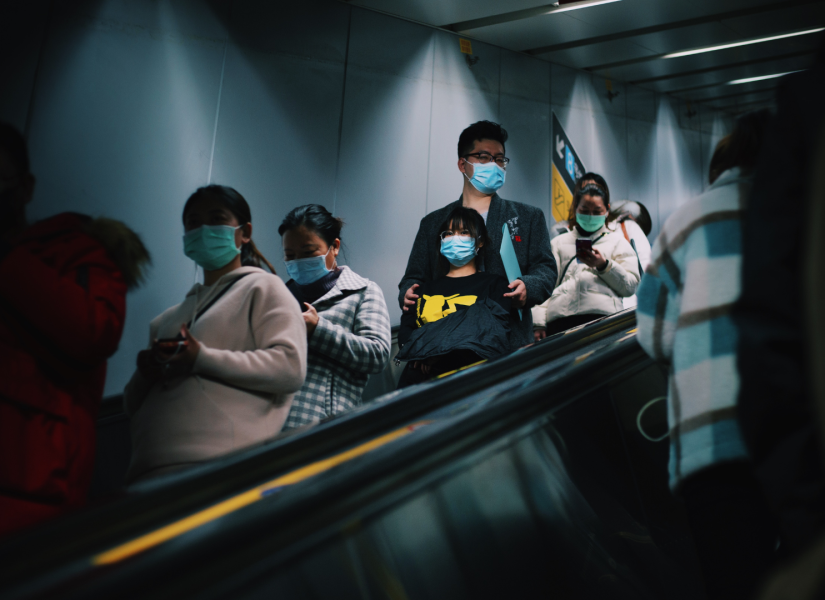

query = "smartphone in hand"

[
  {"left": 154, "top": 336, "right": 189, "bottom": 352},
  {"left": 576, "top": 238, "right": 593, "bottom": 263}
]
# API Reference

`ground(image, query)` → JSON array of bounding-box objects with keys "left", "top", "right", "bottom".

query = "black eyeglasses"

[{"left": 463, "top": 152, "right": 510, "bottom": 168}]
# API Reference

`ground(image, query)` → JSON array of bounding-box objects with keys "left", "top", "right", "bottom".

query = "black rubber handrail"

[
  {"left": 0, "top": 311, "right": 637, "bottom": 590},
  {"left": 33, "top": 328, "right": 651, "bottom": 599}
]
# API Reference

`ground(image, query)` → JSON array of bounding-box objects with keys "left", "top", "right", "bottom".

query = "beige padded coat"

[
  {"left": 124, "top": 267, "right": 307, "bottom": 480},
  {"left": 531, "top": 225, "right": 641, "bottom": 328}
]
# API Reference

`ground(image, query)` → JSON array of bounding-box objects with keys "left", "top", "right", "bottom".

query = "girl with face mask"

[
  {"left": 123, "top": 185, "right": 307, "bottom": 482},
  {"left": 396, "top": 205, "right": 511, "bottom": 388},
  {"left": 531, "top": 175, "right": 641, "bottom": 339},
  {"left": 279, "top": 204, "right": 391, "bottom": 429}
]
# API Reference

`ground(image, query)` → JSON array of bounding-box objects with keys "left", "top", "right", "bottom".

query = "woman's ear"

[
  {"left": 332, "top": 239, "right": 341, "bottom": 256},
  {"left": 241, "top": 222, "right": 252, "bottom": 244}
]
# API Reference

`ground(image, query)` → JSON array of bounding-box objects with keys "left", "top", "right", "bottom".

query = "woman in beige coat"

[{"left": 124, "top": 185, "right": 307, "bottom": 482}]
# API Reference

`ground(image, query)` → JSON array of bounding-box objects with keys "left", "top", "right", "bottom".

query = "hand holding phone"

[
  {"left": 148, "top": 325, "right": 201, "bottom": 378},
  {"left": 154, "top": 337, "right": 190, "bottom": 351},
  {"left": 576, "top": 238, "right": 593, "bottom": 263}
]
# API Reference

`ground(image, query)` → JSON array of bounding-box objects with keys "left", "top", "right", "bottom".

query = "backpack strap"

[
  {"left": 620, "top": 220, "right": 631, "bottom": 243},
  {"left": 630, "top": 239, "right": 644, "bottom": 277}
]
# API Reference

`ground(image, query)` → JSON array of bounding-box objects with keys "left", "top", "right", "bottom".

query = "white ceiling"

[{"left": 347, "top": 0, "right": 825, "bottom": 114}]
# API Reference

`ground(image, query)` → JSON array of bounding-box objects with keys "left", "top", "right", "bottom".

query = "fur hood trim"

[{"left": 83, "top": 218, "right": 151, "bottom": 289}]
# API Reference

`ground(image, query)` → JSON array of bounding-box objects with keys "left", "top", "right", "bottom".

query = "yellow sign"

[
  {"left": 459, "top": 39, "right": 473, "bottom": 54},
  {"left": 552, "top": 163, "right": 573, "bottom": 223}
]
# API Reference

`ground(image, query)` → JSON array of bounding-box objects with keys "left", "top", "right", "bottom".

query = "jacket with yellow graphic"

[{"left": 397, "top": 272, "right": 511, "bottom": 362}]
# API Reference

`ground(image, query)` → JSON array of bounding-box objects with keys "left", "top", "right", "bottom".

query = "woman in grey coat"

[{"left": 279, "top": 204, "right": 391, "bottom": 429}]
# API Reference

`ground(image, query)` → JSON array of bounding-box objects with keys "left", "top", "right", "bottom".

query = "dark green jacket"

[{"left": 398, "top": 194, "right": 557, "bottom": 349}]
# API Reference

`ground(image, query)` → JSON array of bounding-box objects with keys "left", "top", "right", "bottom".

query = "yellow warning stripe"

[
  {"left": 93, "top": 425, "right": 421, "bottom": 565},
  {"left": 435, "top": 359, "right": 487, "bottom": 379}
]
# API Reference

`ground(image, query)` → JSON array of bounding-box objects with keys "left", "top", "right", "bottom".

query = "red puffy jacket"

[{"left": 0, "top": 213, "right": 128, "bottom": 536}]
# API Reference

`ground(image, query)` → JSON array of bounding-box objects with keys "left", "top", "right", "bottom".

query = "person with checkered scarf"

[{"left": 280, "top": 205, "right": 391, "bottom": 430}]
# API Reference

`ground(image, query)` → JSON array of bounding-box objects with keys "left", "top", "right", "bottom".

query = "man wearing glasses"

[{"left": 398, "top": 120, "right": 557, "bottom": 349}]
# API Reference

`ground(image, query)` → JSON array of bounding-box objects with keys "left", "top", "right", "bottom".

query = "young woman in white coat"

[
  {"left": 533, "top": 176, "right": 640, "bottom": 339},
  {"left": 124, "top": 185, "right": 307, "bottom": 482}
]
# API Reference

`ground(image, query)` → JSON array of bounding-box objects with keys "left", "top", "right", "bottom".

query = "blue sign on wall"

[{"left": 565, "top": 146, "right": 575, "bottom": 181}]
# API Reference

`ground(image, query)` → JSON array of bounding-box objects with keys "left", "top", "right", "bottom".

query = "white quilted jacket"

[{"left": 532, "top": 225, "right": 640, "bottom": 327}]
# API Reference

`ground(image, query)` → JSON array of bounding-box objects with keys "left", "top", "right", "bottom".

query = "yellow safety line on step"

[{"left": 93, "top": 425, "right": 420, "bottom": 565}]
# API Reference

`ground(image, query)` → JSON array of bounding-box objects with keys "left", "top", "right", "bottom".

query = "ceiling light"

[
  {"left": 728, "top": 71, "right": 803, "bottom": 85},
  {"left": 663, "top": 28, "right": 824, "bottom": 59},
  {"left": 550, "top": 0, "right": 622, "bottom": 14}
]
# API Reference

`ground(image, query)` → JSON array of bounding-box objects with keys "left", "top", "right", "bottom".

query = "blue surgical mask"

[
  {"left": 183, "top": 225, "right": 242, "bottom": 271},
  {"left": 441, "top": 236, "right": 477, "bottom": 267},
  {"left": 286, "top": 247, "right": 333, "bottom": 285},
  {"left": 577, "top": 213, "right": 606, "bottom": 233},
  {"left": 464, "top": 160, "right": 506, "bottom": 195}
]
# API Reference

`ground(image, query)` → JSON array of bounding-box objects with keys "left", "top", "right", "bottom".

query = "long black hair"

[
  {"left": 183, "top": 185, "right": 276, "bottom": 273},
  {"left": 435, "top": 205, "right": 490, "bottom": 276},
  {"left": 278, "top": 204, "right": 344, "bottom": 249}
]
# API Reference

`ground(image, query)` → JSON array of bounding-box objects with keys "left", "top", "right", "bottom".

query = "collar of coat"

[
  {"left": 185, "top": 266, "right": 264, "bottom": 298},
  {"left": 313, "top": 265, "right": 370, "bottom": 305},
  {"left": 572, "top": 224, "right": 610, "bottom": 239},
  {"left": 453, "top": 193, "right": 502, "bottom": 221}
]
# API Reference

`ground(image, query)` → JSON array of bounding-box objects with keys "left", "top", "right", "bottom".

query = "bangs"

[{"left": 447, "top": 216, "right": 478, "bottom": 238}]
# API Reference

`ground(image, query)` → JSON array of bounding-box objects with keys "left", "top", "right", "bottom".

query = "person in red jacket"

[{"left": 0, "top": 122, "right": 150, "bottom": 536}]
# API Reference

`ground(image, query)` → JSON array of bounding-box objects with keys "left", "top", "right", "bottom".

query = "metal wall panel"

[
  {"left": 550, "top": 62, "right": 593, "bottom": 111},
  {"left": 336, "top": 9, "right": 435, "bottom": 324},
  {"left": 426, "top": 31, "right": 500, "bottom": 214},
  {"left": 499, "top": 50, "right": 551, "bottom": 225},
  {"left": 225, "top": 0, "right": 350, "bottom": 63},
  {"left": 589, "top": 110, "right": 631, "bottom": 204},
  {"left": 24, "top": 4, "right": 227, "bottom": 396},
  {"left": 209, "top": 44, "right": 346, "bottom": 278},
  {"left": 626, "top": 119, "right": 661, "bottom": 240},
  {"left": 626, "top": 85, "right": 657, "bottom": 124},
  {"left": 656, "top": 97, "right": 705, "bottom": 226}
]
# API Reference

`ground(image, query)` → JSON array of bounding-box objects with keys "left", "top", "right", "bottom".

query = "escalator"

[{"left": 0, "top": 311, "right": 704, "bottom": 599}]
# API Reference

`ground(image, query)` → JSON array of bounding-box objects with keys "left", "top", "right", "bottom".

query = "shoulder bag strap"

[{"left": 187, "top": 272, "right": 253, "bottom": 329}]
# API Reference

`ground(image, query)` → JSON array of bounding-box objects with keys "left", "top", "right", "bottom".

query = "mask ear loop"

[
  {"left": 461, "top": 158, "right": 473, "bottom": 185},
  {"left": 329, "top": 244, "right": 338, "bottom": 270}
]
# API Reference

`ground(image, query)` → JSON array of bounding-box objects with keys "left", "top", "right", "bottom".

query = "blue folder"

[{"left": 500, "top": 223, "right": 523, "bottom": 320}]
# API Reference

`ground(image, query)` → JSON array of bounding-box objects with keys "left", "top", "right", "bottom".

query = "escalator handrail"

[
  {"left": 18, "top": 329, "right": 653, "bottom": 599},
  {"left": 0, "top": 311, "right": 637, "bottom": 586}
]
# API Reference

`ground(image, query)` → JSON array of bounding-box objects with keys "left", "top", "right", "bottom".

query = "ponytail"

[{"left": 241, "top": 238, "right": 277, "bottom": 274}]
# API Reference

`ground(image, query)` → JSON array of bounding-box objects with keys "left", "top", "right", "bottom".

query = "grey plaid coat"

[{"left": 284, "top": 266, "right": 391, "bottom": 429}]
